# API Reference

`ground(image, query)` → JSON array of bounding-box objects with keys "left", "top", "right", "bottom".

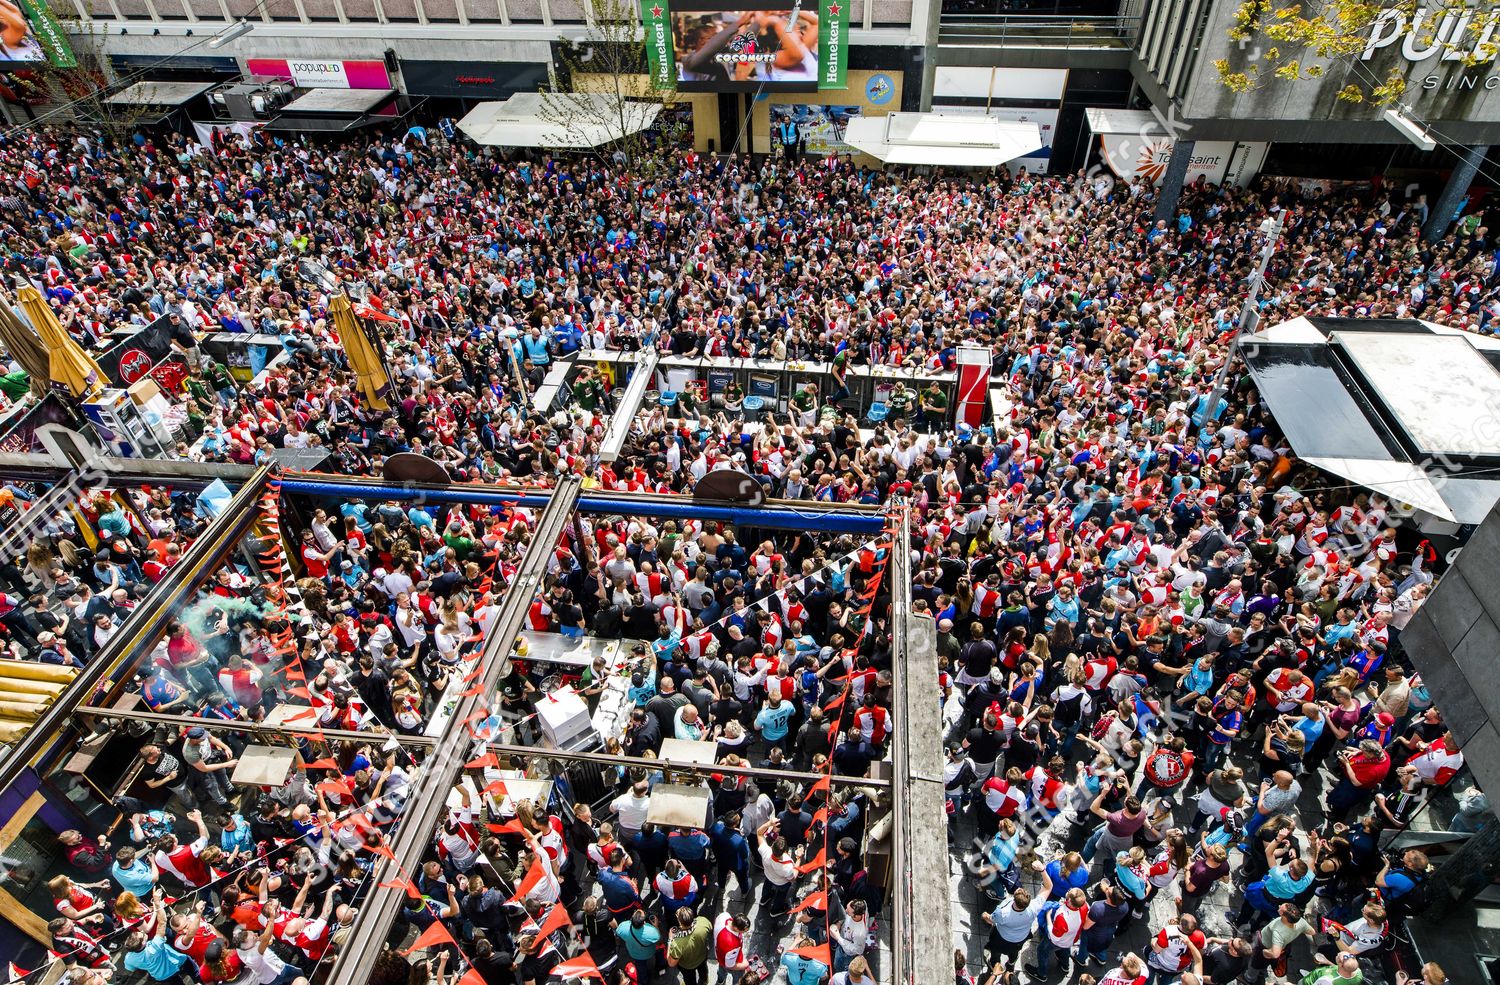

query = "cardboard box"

[{"left": 127, "top": 377, "right": 162, "bottom": 406}]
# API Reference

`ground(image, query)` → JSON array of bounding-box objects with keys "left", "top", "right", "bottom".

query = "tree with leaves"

[
  {"left": 1213, "top": 0, "right": 1500, "bottom": 105},
  {"left": 8, "top": 7, "right": 151, "bottom": 133},
  {"left": 541, "top": 0, "right": 686, "bottom": 173}
]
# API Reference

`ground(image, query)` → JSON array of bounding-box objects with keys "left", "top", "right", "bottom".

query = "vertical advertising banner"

[
  {"left": 640, "top": 0, "right": 676, "bottom": 91},
  {"left": 817, "top": 0, "right": 846, "bottom": 90}
]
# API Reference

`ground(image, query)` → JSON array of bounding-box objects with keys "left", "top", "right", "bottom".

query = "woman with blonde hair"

[{"left": 1029, "top": 633, "right": 1051, "bottom": 668}]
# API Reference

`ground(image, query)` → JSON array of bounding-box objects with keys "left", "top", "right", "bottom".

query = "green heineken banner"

[
  {"left": 639, "top": 0, "right": 676, "bottom": 92},
  {"left": 12, "top": 0, "right": 77, "bottom": 68},
  {"left": 817, "top": 0, "right": 847, "bottom": 90}
]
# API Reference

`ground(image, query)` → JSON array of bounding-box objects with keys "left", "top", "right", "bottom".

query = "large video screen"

[
  {"left": 672, "top": 1, "right": 820, "bottom": 92},
  {"left": 0, "top": 0, "right": 47, "bottom": 62}
]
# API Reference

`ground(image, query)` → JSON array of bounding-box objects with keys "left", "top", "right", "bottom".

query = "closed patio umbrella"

[
  {"left": 330, "top": 293, "right": 389, "bottom": 412},
  {"left": 16, "top": 286, "right": 104, "bottom": 399},
  {"left": 0, "top": 288, "right": 53, "bottom": 398}
]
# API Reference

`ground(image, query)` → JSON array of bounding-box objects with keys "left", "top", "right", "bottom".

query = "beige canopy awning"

[
  {"left": 843, "top": 112, "right": 1042, "bottom": 167},
  {"left": 458, "top": 92, "right": 662, "bottom": 149}
]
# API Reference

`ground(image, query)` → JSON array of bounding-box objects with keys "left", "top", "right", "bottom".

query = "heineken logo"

[
  {"left": 823, "top": 13, "right": 841, "bottom": 84},
  {"left": 648, "top": 14, "right": 670, "bottom": 85}
]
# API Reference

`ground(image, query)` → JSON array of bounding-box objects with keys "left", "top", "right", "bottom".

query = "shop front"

[
  {"left": 752, "top": 67, "right": 905, "bottom": 159},
  {"left": 397, "top": 59, "right": 550, "bottom": 114},
  {"left": 108, "top": 52, "right": 241, "bottom": 83}
]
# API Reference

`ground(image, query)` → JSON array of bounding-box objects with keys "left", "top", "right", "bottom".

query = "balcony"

[{"left": 939, "top": 3, "right": 1140, "bottom": 49}]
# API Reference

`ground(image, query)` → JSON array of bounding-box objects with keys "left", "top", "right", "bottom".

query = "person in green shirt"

[
  {"left": 0, "top": 371, "right": 29, "bottom": 400},
  {"left": 676, "top": 384, "right": 699, "bottom": 420},
  {"left": 571, "top": 367, "right": 606, "bottom": 411},
  {"left": 665, "top": 907, "right": 712, "bottom": 982},
  {"left": 1257, "top": 903, "right": 1315, "bottom": 981},
  {"left": 791, "top": 382, "right": 817, "bottom": 424},
  {"left": 919, "top": 382, "right": 949, "bottom": 432},
  {"left": 443, "top": 521, "right": 477, "bottom": 561},
  {"left": 1301, "top": 953, "right": 1365, "bottom": 985}
]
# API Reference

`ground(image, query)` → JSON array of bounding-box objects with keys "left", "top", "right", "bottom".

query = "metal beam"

[
  {"left": 324, "top": 474, "right": 584, "bottom": 985},
  {"left": 889, "top": 507, "right": 951, "bottom": 985},
  {"left": 597, "top": 348, "right": 658, "bottom": 465},
  {"left": 0, "top": 466, "right": 273, "bottom": 794},
  {"left": 74, "top": 705, "right": 439, "bottom": 748},
  {"left": 0, "top": 454, "right": 888, "bottom": 532},
  {"left": 71, "top": 705, "right": 886, "bottom": 789}
]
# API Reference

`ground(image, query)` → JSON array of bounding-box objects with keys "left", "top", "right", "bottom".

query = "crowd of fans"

[{"left": 1, "top": 118, "right": 1492, "bottom": 985}]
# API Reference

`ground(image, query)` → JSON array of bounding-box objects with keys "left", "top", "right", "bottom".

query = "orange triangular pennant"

[
  {"left": 534, "top": 902, "right": 572, "bottom": 940},
  {"left": 401, "top": 921, "right": 456, "bottom": 954},
  {"left": 487, "top": 820, "right": 525, "bottom": 835},
  {"left": 378, "top": 876, "right": 421, "bottom": 899},
  {"left": 790, "top": 889, "right": 827, "bottom": 913},
  {"left": 508, "top": 860, "right": 544, "bottom": 902},
  {"left": 549, "top": 955, "right": 603, "bottom": 981},
  {"left": 790, "top": 942, "right": 831, "bottom": 966},
  {"left": 797, "top": 847, "right": 827, "bottom": 874}
]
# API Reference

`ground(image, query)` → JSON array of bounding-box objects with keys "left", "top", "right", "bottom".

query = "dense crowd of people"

[{"left": 1, "top": 117, "right": 1493, "bottom": 985}]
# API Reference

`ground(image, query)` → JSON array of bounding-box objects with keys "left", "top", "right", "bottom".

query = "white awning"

[
  {"left": 281, "top": 88, "right": 395, "bottom": 114},
  {"left": 104, "top": 81, "right": 216, "bottom": 107},
  {"left": 842, "top": 113, "right": 1042, "bottom": 167},
  {"left": 1300, "top": 457, "right": 1459, "bottom": 523},
  {"left": 1083, "top": 107, "right": 1166, "bottom": 137},
  {"left": 458, "top": 92, "right": 662, "bottom": 149}
]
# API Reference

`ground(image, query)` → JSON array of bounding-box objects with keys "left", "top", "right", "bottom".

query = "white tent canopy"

[
  {"left": 843, "top": 113, "right": 1042, "bottom": 167},
  {"left": 458, "top": 92, "right": 662, "bottom": 149},
  {"left": 104, "top": 81, "right": 216, "bottom": 107}
]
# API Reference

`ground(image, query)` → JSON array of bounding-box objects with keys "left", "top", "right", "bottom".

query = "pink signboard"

[{"left": 245, "top": 58, "right": 392, "bottom": 89}]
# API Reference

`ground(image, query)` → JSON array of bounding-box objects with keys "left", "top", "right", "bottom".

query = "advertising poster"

[
  {"left": 1099, "top": 134, "right": 1269, "bottom": 188},
  {"left": 0, "top": 0, "right": 76, "bottom": 67},
  {"left": 770, "top": 103, "right": 860, "bottom": 154},
  {"left": 666, "top": 0, "right": 845, "bottom": 92}
]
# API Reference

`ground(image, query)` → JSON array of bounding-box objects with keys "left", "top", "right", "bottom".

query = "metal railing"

[{"left": 937, "top": 11, "right": 1140, "bottom": 47}]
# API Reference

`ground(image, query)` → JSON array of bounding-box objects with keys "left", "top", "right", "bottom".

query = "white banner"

[{"left": 1100, "top": 133, "right": 1268, "bottom": 188}]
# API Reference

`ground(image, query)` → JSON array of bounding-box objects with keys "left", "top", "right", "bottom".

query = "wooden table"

[
  {"left": 658, "top": 738, "right": 717, "bottom": 767},
  {"left": 645, "top": 783, "right": 710, "bottom": 828},
  {"left": 231, "top": 744, "right": 295, "bottom": 786}
]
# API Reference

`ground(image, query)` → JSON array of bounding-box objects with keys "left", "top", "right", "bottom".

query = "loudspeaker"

[{"left": 383, "top": 48, "right": 398, "bottom": 74}]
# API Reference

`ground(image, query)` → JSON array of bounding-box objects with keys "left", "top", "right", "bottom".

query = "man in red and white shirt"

[
  {"left": 1409, "top": 732, "right": 1464, "bottom": 787},
  {"left": 978, "top": 769, "right": 1028, "bottom": 827},
  {"left": 713, "top": 912, "right": 750, "bottom": 979},
  {"left": 1032, "top": 887, "right": 1091, "bottom": 979},
  {"left": 1263, "top": 667, "right": 1314, "bottom": 715},
  {"left": 154, "top": 810, "right": 214, "bottom": 889},
  {"left": 1146, "top": 914, "right": 1205, "bottom": 979},
  {"left": 851, "top": 695, "right": 890, "bottom": 747}
]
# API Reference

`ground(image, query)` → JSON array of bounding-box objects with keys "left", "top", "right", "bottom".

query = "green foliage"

[{"left": 1216, "top": 0, "right": 1473, "bottom": 104}]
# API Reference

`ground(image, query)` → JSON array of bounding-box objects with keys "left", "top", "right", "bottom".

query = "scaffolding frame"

[{"left": 0, "top": 350, "right": 948, "bottom": 980}]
